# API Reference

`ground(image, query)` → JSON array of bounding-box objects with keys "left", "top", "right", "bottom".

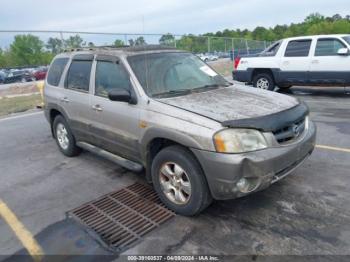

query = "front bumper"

[{"left": 191, "top": 121, "right": 316, "bottom": 200}]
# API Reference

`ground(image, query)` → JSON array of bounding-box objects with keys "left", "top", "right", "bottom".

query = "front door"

[
  {"left": 89, "top": 55, "right": 141, "bottom": 162},
  {"left": 309, "top": 38, "right": 350, "bottom": 85}
]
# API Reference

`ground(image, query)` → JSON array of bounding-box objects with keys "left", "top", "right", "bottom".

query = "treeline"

[
  {"left": 205, "top": 13, "right": 350, "bottom": 41},
  {"left": 1, "top": 13, "right": 349, "bottom": 68},
  {"left": 0, "top": 34, "right": 148, "bottom": 68}
]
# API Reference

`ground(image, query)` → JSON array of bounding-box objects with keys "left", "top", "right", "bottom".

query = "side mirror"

[
  {"left": 337, "top": 48, "right": 349, "bottom": 55},
  {"left": 108, "top": 89, "right": 134, "bottom": 103}
]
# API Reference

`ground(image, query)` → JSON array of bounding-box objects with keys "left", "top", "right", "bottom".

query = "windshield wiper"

[
  {"left": 192, "top": 83, "right": 230, "bottom": 93},
  {"left": 152, "top": 89, "right": 192, "bottom": 98}
]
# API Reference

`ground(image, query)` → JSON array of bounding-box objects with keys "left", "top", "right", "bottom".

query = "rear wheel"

[
  {"left": 151, "top": 145, "right": 212, "bottom": 216},
  {"left": 53, "top": 115, "right": 81, "bottom": 157},
  {"left": 253, "top": 73, "right": 275, "bottom": 91}
]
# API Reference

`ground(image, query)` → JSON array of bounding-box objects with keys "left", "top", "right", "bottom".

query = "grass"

[{"left": 0, "top": 94, "right": 42, "bottom": 116}]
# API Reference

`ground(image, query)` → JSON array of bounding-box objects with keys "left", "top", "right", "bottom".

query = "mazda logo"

[{"left": 293, "top": 124, "right": 301, "bottom": 137}]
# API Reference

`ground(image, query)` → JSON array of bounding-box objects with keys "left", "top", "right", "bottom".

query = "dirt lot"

[{"left": 0, "top": 83, "right": 349, "bottom": 262}]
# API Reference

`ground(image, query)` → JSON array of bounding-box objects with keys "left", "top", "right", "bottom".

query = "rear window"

[
  {"left": 66, "top": 60, "right": 92, "bottom": 92},
  {"left": 47, "top": 58, "right": 69, "bottom": 86},
  {"left": 284, "top": 40, "right": 312, "bottom": 57}
]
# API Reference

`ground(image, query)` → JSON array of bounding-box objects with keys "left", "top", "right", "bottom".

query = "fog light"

[
  {"left": 236, "top": 177, "right": 260, "bottom": 193},
  {"left": 237, "top": 178, "right": 250, "bottom": 192}
]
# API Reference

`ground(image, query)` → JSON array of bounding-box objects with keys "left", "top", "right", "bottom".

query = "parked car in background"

[
  {"left": 198, "top": 53, "right": 219, "bottom": 62},
  {"left": 0, "top": 70, "right": 6, "bottom": 84},
  {"left": 198, "top": 53, "right": 210, "bottom": 62},
  {"left": 44, "top": 46, "right": 316, "bottom": 216},
  {"left": 3, "top": 69, "right": 35, "bottom": 84},
  {"left": 233, "top": 34, "right": 350, "bottom": 91},
  {"left": 33, "top": 67, "right": 48, "bottom": 80}
]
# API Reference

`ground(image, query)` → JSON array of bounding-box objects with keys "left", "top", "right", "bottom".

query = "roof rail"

[{"left": 63, "top": 44, "right": 177, "bottom": 53}]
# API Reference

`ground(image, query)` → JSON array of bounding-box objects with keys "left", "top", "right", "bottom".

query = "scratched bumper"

[{"left": 191, "top": 121, "right": 316, "bottom": 200}]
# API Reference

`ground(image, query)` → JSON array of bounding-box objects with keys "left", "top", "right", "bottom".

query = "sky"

[{"left": 0, "top": 0, "right": 349, "bottom": 47}]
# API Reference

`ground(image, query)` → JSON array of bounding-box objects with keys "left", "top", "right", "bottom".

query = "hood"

[{"left": 158, "top": 85, "right": 299, "bottom": 123}]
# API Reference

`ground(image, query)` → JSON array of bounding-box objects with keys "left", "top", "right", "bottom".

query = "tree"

[
  {"left": 46, "top": 37, "right": 64, "bottom": 53},
  {"left": 135, "top": 36, "right": 146, "bottom": 46},
  {"left": 159, "top": 33, "right": 175, "bottom": 46},
  {"left": 128, "top": 39, "right": 135, "bottom": 46},
  {"left": 304, "top": 13, "right": 325, "bottom": 24},
  {"left": 332, "top": 14, "right": 342, "bottom": 21},
  {"left": 65, "top": 34, "right": 84, "bottom": 48},
  {"left": 114, "top": 39, "right": 125, "bottom": 47},
  {"left": 10, "top": 34, "right": 44, "bottom": 66}
]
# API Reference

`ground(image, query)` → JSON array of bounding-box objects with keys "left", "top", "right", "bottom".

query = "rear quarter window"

[{"left": 47, "top": 58, "right": 69, "bottom": 86}]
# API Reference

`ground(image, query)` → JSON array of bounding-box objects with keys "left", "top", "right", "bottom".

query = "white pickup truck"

[{"left": 233, "top": 34, "right": 350, "bottom": 90}]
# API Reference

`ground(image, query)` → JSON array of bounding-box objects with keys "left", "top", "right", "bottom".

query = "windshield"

[
  {"left": 342, "top": 36, "right": 350, "bottom": 45},
  {"left": 127, "top": 52, "right": 229, "bottom": 98}
]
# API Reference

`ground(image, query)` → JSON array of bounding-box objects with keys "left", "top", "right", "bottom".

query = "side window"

[
  {"left": 263, "top": 41, "right": 281, "bottom": 56},
  {"left": 284, "top": 40, "right": 312, "bottom": 57},
  {"left": 95, "top": 61, "right": 131, "bottom": 97},
  {"left": 66, "top": 60, "right": 93, "bottom": 92},
  {"left": 315, "top": 38, "right": 346, "bottom": 56},
  {"left": 47, "top": 58, "right": 69, "bottom": 86}
]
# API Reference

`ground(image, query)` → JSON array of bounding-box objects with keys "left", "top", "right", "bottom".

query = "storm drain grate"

[{"left": 67, "top": 183, "right": 175, "bottom": 252}]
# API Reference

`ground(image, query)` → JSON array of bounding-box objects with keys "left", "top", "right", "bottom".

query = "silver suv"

[{"left": 44, "top": 46, "right": 316, "bottom": 216}]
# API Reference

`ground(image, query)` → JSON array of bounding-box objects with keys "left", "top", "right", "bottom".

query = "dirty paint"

[{"left": 159, "top": 85, "right": 298, "bottom": 122}]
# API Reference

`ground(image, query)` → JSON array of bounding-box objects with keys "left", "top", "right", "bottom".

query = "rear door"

[
  {"left": 279, "top": 39, "right": 312, "bottom": 84},
  {"left": 309, "top": 37, "right": 350, "bottom": 85},
  {"left": 89, "top": 55, "right": 141, "bottom": 162},
  {"left": 63, "top": 54, "right": 94, "bottom": 143}
]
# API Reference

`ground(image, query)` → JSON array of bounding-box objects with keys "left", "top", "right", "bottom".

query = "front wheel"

[
  {"left": 151, "top": 146, "right": 212, "bottom": 216},
  {"left": 253, "top": 73, "right": 275, "bottom": 91}
]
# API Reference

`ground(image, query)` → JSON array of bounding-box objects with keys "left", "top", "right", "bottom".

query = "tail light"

[{"left": 234, "top": 57, "right": 241, "bottom": 70}]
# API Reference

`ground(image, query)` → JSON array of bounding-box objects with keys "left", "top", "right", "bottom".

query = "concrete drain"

[{"left": 67, "top": 183, "right": 175, "bottom": 252}]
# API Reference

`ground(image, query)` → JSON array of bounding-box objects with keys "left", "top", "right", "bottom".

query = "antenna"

[{"left": 142, "top": 15, "right": 150, "bottom": 94}]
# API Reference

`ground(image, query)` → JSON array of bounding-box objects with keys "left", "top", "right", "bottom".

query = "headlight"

[{"left": 213, "top": 128, "right": 267, "bottom": 153}]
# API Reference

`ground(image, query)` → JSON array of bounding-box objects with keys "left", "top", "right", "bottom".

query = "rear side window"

[
  {"left": 95, "top": 61, "right": 131, "bottom": 97},
  {"left": 284, "top": 40, "right": 312, "bottom": 57},
  {"left": 262, "top": 41, "right": 281, "bottom": 56},
  {"left": 66, "top": 60, "right": 93, "bottom": 92},
  {"left": 47, "top": 58, "right": 69, "bottom": 86},
  {"left": 315, "top": 38, "right": 346, "bottom": 56}
]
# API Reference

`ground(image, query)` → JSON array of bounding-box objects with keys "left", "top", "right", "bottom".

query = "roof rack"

[{"left": 63, "top": 44, "right": 177, "bottom": 53}]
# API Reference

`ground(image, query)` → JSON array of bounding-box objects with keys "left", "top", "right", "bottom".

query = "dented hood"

[{"left": 159, "top": 85, "right": 299, "bottom": 123}]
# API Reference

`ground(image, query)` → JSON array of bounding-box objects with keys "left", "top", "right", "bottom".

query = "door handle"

[
  {"left": 60, "top": 97, "right": 70, "bottom": 103},
  {"left": 92, "top": 104, "right": 103, "bottom": 112},
  {"left": 283, "top": 61, "right": 290, "bottom": 65},
  {"left": 311, "top": 60, "right": 319, "bottom": 64}
]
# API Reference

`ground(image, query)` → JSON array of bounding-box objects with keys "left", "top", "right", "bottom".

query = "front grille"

[{"left": 273, "top": 117, "right": 306, "bottom": 144}]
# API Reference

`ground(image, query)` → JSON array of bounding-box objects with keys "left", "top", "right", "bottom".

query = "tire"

[
  {"left": 151, "top": 145, "right": 212, "bottom": 216},
  {"left": 253, "top": 73, "right": 275, "bottom": 91},
  {"left": 53, "top": 115, "right": 81, "bottom": 157}
]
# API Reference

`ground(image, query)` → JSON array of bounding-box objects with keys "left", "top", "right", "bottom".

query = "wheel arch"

[
  {"left": 252, "top": 68, "right": 276, "bottom": 82},
  {"left": 141, "top": 128, "right": 204, "bottom": 183},
  {"left": 46, "top": 103, "right": 70, "bottom": 138}
]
